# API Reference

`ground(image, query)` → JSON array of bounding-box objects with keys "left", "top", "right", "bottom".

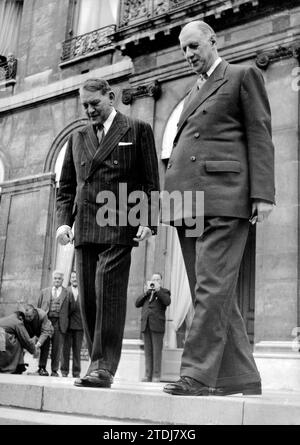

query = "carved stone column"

[{"left": 122, "top": 80, "right": 161, "bottom": 127}]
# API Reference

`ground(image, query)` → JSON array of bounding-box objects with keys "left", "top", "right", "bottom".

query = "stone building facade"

[{"left": 0, "top": 0, "right": 299, "bottom": 388}]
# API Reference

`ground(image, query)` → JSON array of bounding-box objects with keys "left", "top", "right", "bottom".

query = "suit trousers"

[
  {"left": 143, "top": 321, "right": 164, "bottom": 380},
  {"left": 60, "top": 329, "right": 84, "bottom": 377},
  {"left": 177, "top": 217, "right": 261, "bottom": 387},
  {"left": 75, "top": 244, "right": 132, "bottom": 375},
  {"left": 39, "top": 317, "right": 64, "bottom": 372}
]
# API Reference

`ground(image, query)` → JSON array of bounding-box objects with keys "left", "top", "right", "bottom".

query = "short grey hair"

[
  {"left": 81, "top": 78, "right": 112, "bottom": 95},
  {"left": 180, "top": 20, "right": 216, "bottom": 41},
  {"left": 53, "top": 270, "right": 64, "bottom": 278}
]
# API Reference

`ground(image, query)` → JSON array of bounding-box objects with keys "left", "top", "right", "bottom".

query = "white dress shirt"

[
  {"left": 52, "top": 286, "right": 62, "bottom": 298},
  {"left": 71, "top": 286, "right": 79, "bottom": 301}
]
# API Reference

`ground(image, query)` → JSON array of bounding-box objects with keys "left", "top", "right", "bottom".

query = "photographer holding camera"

[{"left": 135, "top": 273, "right": 171, "bottom": 382}]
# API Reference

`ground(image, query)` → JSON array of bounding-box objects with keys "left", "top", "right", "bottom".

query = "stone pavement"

[{"left": 0, "top": 371, "right": 300, "bottom": 425}]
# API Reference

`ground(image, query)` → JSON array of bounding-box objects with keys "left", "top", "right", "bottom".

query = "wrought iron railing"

[
  {"left": 0, "top": 57, "right": 17, "bottom": 82},
  {"left": 119, "top": 0, "right": 200, "bottom": 28},
  {"left": 61, "top": 25, "right": 116, "bottom": 61}
]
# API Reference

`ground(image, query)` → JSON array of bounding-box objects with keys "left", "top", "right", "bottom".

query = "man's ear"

[
  {"left": 109, "top": 91, "right": 115, "bottom": 101},
  {"left": 210, "top": 35, "right": 217, "bottom": 46}
]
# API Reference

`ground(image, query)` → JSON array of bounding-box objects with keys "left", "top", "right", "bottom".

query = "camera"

[{"left": 147, "top": 281, "right": 156, "bottom": 291}]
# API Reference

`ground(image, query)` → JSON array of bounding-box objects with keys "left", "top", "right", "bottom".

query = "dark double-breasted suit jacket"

[
  {"left": 56, "top": 111, "right": 160, "bottom": 246},
  {"left": 135, "top": 288, "right": 171, "bottom": 333},
  {"left": 164, "top": 60, "right": 275, "bottom": 220},
  {"left": 56, "top": 110, "right": 160, "bottom": 374},
  {"left": 37, "top": 287, "right": 70, "bottom": 334}
]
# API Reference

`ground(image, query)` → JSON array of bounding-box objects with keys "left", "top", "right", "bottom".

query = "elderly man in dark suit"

[
  {"left": 135, "top": 273, "right": 171, "bottom": 382},
  {"left": 163, "top": 21, "right": 275, "bottom": 397},
  {"left": 56, "top": 78, "right": 159, "bottom": 388},
  {"left": 37, "top": 270, "right": 70, "bottom": 377}
]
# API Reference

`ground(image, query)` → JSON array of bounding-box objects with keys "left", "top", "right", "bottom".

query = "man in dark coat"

[
  {"left": 0, "top": 311, "right": 37, "bottom": 374},
  {"left": 163, "top": 21, "right": 275, "bottom": 397},
  {"left": 135, "top": 273, "right": 171, "bottom": 382},
  {"left": 61, "top": 271, "right": 84, "bottom": 378},
  {"left": 56, "top": 78, "right": 159, "bottom": 388},
  {"left": 37, "top": 270, "right": 70, "bottom": 376}
]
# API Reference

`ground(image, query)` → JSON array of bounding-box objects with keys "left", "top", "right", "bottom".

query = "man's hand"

[
  {"left": 56, "top": 225, "right": 74, "bottom": 245},
  {"left": 33, "top": 342, "right": 41, "bottom": 358},
  {"left": 250, "top": 200, "right": 274, "bottom": 224},
  {"left": 154, "top": 281, "right": 160, "bottom": 291},
  {"left": 133, "top": 226, "right": 152, "bottom": 243}
]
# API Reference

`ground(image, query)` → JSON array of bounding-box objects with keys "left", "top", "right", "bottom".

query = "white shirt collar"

[
  {"left": 103, "top": 108, "right": 117, "bottom": 135},
  {"left": 206, "top": 56, "right": 222, "bottom": 77},
  {"left": 52, "top": 286, "right": 62, "bottom": 297}
]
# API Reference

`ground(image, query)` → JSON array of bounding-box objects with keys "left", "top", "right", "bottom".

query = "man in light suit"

[
  {"left": 56, "top": 78, "right": 159, "bottom": 388},
  {"left": 163, "top": 21, "right": 275, "bottom": 396},
  {"left": 135, "top": 273, "right": 171, "bottom": 382},
  {"left": 37, "top": 270, "right": 70, "bottom": 376}
]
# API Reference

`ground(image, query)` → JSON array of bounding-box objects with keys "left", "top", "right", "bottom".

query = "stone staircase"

[{"left": 1, "top": 374, "right": 300, "bottom": 425}]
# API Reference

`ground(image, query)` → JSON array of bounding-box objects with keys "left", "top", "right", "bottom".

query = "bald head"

[{"left": 179, "top": 21, "right": 218, "bottom": 75}]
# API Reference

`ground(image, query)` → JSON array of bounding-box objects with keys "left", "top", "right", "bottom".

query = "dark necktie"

[
  {"left": 96, "top": 124, "right": 104, "bottom": 145},
  {"left": 197, "top": 73, "right": 208, "bottom": 90}
]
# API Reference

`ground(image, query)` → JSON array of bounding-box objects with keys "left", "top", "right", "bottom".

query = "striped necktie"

[{"left": 96, "top": 124, "right": 104, "bottom": 145}]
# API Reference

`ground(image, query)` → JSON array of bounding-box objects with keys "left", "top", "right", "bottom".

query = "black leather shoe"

[
  {"left": 163, "top": 376, "right": 213, "bottom": 396},
  {"left": 215, "top": 381, "right": 262, "bottom": 396},
  {"left": 74, "top": 369, "right": 113, "bottom": 388},
  {"left": 51, "top": 371, "right": 59, "bottom": 377},
  {"left": 38, "top": 367, "right": 49, "bottom": 376}
]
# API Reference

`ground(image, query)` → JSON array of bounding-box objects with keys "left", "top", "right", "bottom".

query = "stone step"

[
  {"left": 0, "top": 407, "right": 145, "bottom": 425},
  {"left": 1, "top": 374, "right": 300, "bottom": 425}
]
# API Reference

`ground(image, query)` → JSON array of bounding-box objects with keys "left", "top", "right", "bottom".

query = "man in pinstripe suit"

[{"left": 56, "top": 78, "right": 159, "bottom": 388}]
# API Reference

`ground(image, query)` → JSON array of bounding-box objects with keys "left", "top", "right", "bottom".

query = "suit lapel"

[
  {"left": 86, "top": 112, "right": 130, "bottom": 180},
  {"left": 176, "top": 60, "right": 229, "bottom": 140},
  {"left": 60, "top": 288, "right": 67, "bottom": 306},
  {"left": 80, "top": 125, "right": 99, "bottom": 160}
]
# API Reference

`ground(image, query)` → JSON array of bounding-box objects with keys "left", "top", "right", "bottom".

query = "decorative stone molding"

[
  {"left": 119, "top": 0, "right": 150, "bottom": 28},
  {"left": 122, "top": 80, "right": 162, "bottom": 104},
  {"left": 116, "top": 0, "right": 261, "bottom": 58},
  {"left": 256, "top": 42, "right": 300, "bottom": 69},
  {"left": 118, "top": 0, "right": 259, "bottom": 28}
]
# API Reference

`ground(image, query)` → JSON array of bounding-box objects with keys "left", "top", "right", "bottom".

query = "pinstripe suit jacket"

[{"left": 56, "top": 111, "right": 160, "bottom": 247}]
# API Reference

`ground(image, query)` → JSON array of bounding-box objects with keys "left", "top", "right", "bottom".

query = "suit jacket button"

[
  {"left": 81, "top": 161, "right": 86, "bottom": 166},
  {"left": 203, "top": 110, "right": 207, "bottom": 114},
  {"left": 167, "top": 163, "right": 172, "bottom": 169},
  {"left": 113, "top": 160, "right": 119, "bottom": 165},
  {"left": 194, "top": 132, "right": 200, "bottom": 138},
  {"left": 173, "top": 142, "right": 177, "bottom": 147},
  {"left": 190, "top": 156, "right": 196, "bottom": 162}
]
